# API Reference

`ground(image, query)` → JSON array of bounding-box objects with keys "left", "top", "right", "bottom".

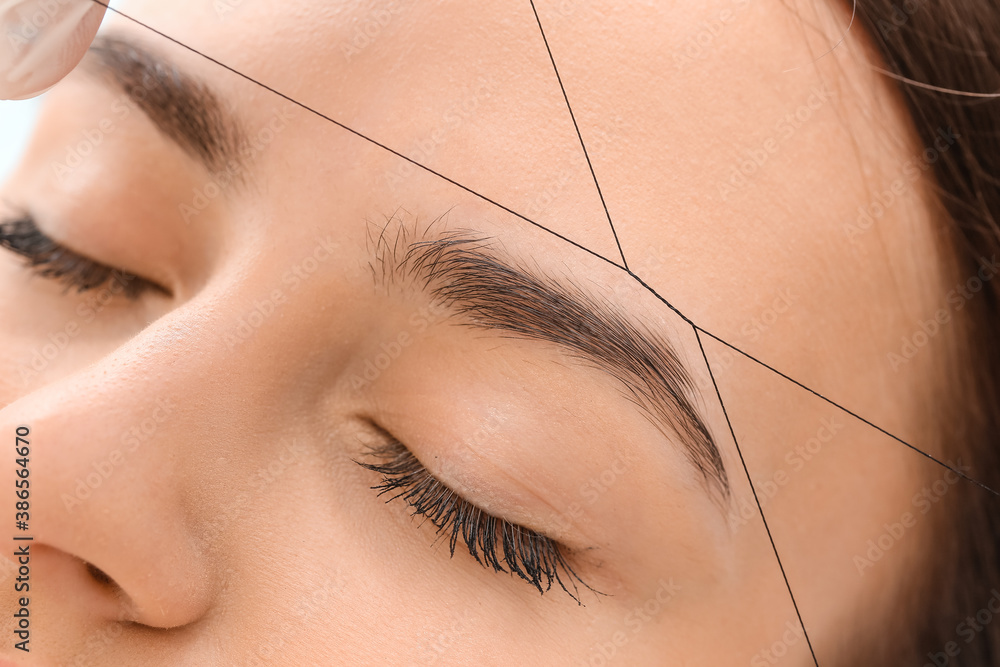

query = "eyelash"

[
  {"left": 0, "top": 216, "right": 159, "bottom": 299},
  {"left": 356, "top": 438, "right": 596, "bottom": 604}
]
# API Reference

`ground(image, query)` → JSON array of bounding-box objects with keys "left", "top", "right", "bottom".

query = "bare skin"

[{"left": 0, "top": 1, "right": 960, "bottom": 664}]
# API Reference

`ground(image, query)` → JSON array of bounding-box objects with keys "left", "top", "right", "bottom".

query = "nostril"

[
  {"left": 85, "top": 561, "right": 113, "bottom": 586},
  {"left": 80, "top": 559, "right": 139, "bottom": 622}
]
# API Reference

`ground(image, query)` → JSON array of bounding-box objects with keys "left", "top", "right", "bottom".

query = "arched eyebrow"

[
  {"left": 372, "top": 225, "right": 730, "bottom": 498},
  {"left": 77, "top": 33, "right": 728, "bottom": 497},
  {"left": 82, "top": 34, "right": 242, "bottom": 173}
]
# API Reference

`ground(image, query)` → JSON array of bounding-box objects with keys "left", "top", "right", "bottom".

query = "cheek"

[
  {"left": 203, "top": 436, "right": 642, "bottom": 666},
  {"left": 0, "top": 251, "right": 159, "bottom": 402}
]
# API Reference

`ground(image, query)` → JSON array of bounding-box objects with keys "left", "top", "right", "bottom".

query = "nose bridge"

[
  {"left": 0, "top": 311, "right": 263, "bottom": 628},
  {"left": 0, "top": 233, "right": 352, "bottom": 629}
]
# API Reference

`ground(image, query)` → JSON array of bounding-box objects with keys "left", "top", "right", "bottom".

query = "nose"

[{"left": 1, "top": 321, "right": 218, "bottom": 630}]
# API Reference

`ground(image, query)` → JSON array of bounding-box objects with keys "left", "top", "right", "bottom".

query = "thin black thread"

[
  {"left": 625, "top": 268, "right": 694, "bottom": 327},
  {"left": 696, "top": 326, "right": 1000, "bottom": 498},
  {"left": 528, "top": 0, "right": 629, "bottom": 271},
  {"left": 92, "top": 1, "right": 622, "bottom": 273},
  {"left": 83, "top": 7, "right": 1000, "bottom": 657},
  {"left": 94, "top": 0, "right": 1000, "bottom": 498},
  {"left": 694, "top": 326, "right": 820, "bottom": 667}
]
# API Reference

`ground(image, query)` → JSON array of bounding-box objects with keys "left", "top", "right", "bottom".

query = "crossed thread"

[{"left": 80, "top": 2, "right": 1000, "bottom": 664}]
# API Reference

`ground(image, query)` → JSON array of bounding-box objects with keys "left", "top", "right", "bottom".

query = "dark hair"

[{"left": 854, "top": 1, "right": 1000, "bottom": 664}]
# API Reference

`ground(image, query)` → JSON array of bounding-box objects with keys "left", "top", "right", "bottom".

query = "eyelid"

[
  {"left": 354, "top": 430, "right": 599, "bottom": 603},
  {"left": 0, "top": 215, "right": 167, "bottom": 299}
]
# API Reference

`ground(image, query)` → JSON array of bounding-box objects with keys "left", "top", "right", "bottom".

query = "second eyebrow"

[{"left": 84, "top": 34, "right": 242, "bottom": 173}]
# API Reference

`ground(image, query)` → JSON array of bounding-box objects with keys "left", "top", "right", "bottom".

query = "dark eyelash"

[
  {"left": 356, "top": 439, "right": 598, "bottom": 604},
  {"left": 0, "top": 216, "right": 159, "bottom": 299}
]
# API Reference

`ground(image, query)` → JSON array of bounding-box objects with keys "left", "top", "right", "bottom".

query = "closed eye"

[
  {"left": 0, "top": 215, "right": 166, "bottom": 299},
  {"left": 355, "top": 434, "right": 600, "bottom": 604}
]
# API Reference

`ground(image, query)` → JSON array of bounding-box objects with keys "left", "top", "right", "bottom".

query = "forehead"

[
  {"left": 100, "top": 1, "right": 939, "bottom": 420},
  {"left": 101, "top": 1, "right": 873, "bottom": 256}
]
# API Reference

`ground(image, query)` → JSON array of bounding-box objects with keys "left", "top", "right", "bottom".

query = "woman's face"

[{"left": 0, "top": 1, "right": 964, "bottom": 664}]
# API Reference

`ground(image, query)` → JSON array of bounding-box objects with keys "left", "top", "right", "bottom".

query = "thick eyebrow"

[
  {"left": 82, "top": 35, "right": 240, "bottom": 171},
  {"left": 372, "top": 223, "right": 730, "bottom": 498}
]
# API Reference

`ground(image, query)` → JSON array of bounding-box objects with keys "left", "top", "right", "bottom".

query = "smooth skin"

[{"left": 0, "top": 1, "right": 960, "bottom": 665}]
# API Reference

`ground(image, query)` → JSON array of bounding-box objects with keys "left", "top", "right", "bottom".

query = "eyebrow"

[
  {"left": 373, "top": 222, "right": 730, "bottom": 498},
  {"left": 77, "top": 35, "right": 728, "bottom": 496},
  {"left": 83, "top": 34, "right": 241, "bottom": 172}
]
